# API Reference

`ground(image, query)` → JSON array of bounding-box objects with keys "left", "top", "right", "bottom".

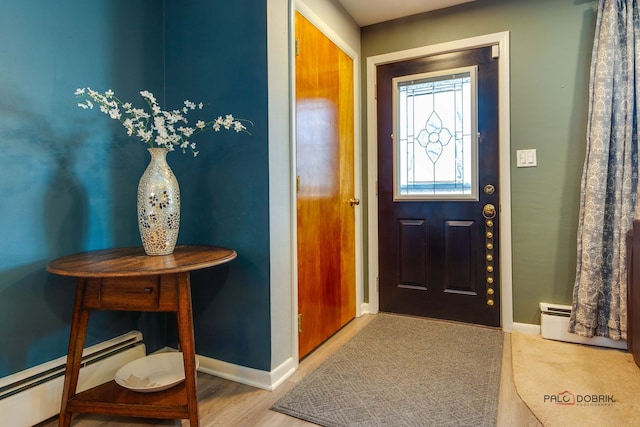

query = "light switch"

[{"left": 516, "top": 149, "right": 537, "bottom": 168}]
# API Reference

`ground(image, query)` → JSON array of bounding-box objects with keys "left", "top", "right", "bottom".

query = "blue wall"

[
  {"left": 164, "top": 1, "right": 271, "bottom": 371},
  {"left": 0, "top": 0, "right": 271, "bottom": 377}
]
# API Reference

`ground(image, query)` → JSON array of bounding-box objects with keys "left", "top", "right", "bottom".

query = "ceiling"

[{"left": 336, "top": 0, "right": 475, "bottom": 27}]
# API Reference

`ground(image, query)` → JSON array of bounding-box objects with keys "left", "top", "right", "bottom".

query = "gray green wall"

[{"left": 361, "top": 0, "right": 597, "bottom": 324}]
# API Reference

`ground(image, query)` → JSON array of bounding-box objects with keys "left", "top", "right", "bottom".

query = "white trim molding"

[
  {"left": 197, "top": 354, "right": 296, "bottom": 391},
  {"left": 366, "top": 32, "right": 513, "bottom": 331},
  {"left": 512, "top": 322, "right": 541, "bottom": 335},
  {"left": 267, "top": 0, "right": 296, "bottom": 373}
]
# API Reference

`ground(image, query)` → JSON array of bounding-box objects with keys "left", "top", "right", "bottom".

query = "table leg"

[
  {"left": 59, "top": 279, "right": 90, "bottom": 427},
  {"left": 176, "top": 272, "right": 199, "bottom": 427}
]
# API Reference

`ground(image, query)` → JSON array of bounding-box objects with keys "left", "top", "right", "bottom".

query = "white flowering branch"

[{"left": 75, "top": 87, "right": 250, "bottom": 157}]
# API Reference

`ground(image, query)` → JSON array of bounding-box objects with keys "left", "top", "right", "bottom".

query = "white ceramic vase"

[{"left": 137, "top": 148, "right": 180, "bottom": 255}]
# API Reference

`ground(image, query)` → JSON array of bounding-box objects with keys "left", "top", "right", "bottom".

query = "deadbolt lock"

[{"left": 484, "top": 184, "right": 496, "bottom": 195}]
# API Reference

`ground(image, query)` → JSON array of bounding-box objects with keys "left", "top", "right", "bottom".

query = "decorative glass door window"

[{"left": 392, "top": 66, "right": 478, "bottom": 201}]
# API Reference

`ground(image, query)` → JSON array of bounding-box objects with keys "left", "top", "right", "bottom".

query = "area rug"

[
  {"left": 272, "top": 313, "right": 503, "bottom": 426},
  {"left": 511, "top": 331, "right": 640, "bottom": 427}
]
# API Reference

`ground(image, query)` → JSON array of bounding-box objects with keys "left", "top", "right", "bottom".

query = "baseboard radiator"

[
  {"left": 0, "top": 331, "right": 146, "bottom": 427},
  {"left": 539, "top": 302, "right": 627, "bottom": 350}
]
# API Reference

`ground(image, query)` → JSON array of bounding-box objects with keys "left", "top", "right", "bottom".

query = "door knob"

[
  {"left": 349, "top": 197, "right": 360, "bottom": 207},
  {"left": 482, "top": 203, "right": 496, "bottom": 219}
]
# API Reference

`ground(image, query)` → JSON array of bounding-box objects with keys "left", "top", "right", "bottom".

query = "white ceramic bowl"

[{"left": 114, "top": 352, "right": 199, "bottom": 392}]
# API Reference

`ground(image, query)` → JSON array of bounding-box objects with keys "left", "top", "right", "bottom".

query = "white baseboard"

[
  {"left": 359, "top": 302, "right": 378, "bottom": 316},
  {"left": 2, "top": 335, "right": 298, "bottom": 427},
  {"left": 196, "top": 354, "right": 296, "bottom": 391},
  {"left": 512, "top": 322, "right": 541, "bottom": 335}
]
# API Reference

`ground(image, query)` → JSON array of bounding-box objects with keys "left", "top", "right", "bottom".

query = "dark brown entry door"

[{"left": 377, "top": 47, "right": 500, "bottom": 327}]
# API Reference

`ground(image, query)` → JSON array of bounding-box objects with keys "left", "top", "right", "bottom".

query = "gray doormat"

[{"left": 271, "top": 313, "right": 503, "bottom": 426}]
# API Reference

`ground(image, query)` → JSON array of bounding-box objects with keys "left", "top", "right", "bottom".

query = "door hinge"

[
  {"left": 298, "top": 313, "right": 303, "bottom": 332},
  {"left": 295, "top": 38, "right": 300, "bottom": 56},
  {"left": 296, "top": 175, "right": 300, "bottom": 193},
  {"left": 491, "top": 45, "right": 500, "bottom": 59}
]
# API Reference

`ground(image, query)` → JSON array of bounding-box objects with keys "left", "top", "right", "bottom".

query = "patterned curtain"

[{"left": 569, "top": 0, "right": 640, "bottom": 340}]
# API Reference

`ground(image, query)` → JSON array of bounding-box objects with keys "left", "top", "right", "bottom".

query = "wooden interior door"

[{"left": 296, "top": 11, "right": 356, "bottom": 358}]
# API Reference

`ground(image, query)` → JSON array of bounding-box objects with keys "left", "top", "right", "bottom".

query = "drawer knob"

[{"left": 143, "top": 287, "right": 153, "bottom": 293}]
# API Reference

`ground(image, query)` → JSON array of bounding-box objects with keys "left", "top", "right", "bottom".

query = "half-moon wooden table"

[{"left": 47, "top": 245, "right": 237, "bottom": 427}]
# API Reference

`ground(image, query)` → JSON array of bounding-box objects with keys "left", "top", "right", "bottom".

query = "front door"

[
  {"left": 377, "top": 47, "right": 500, "bottom": 327},
  {"left": 296, "top": 11, "right": 356, "bottom": 358}
]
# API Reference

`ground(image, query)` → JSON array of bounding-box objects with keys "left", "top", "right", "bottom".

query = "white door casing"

[{"left": 365, "top": 32, "right": 513, "bottom": 331}]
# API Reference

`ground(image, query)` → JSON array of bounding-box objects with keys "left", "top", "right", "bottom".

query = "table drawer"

[{"left": 84, "top": 276, "right": 160, "bottom": 310}]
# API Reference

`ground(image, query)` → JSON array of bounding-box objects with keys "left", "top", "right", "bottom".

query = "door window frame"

[
  {"left": 366, "top": 32, "right": 513, "bottom": 331},
  {"left": 392, "top": 66, "right": 479, "bottom": 201}
]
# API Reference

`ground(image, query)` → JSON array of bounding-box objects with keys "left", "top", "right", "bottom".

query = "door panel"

[
  {"left": 296, "top": 12, "right": 356, "bottom": 358},
  {"left": 398, "top": 219, "right": 427, "bottom": 288},
  {"left": 377, "top": 47, "right": 500, "bottom": 327},
  {"left": 444, "top": 220, "right": 476, "bottom": 294}
]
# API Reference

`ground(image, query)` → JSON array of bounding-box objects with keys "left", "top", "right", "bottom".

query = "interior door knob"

[{"left": 349, "top": 197, "right": 360, "bottom": 207}]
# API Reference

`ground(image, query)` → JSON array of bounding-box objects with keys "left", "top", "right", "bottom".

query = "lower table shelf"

[{"left": 66, "top": 380, "right": 191, "bottom": 419}]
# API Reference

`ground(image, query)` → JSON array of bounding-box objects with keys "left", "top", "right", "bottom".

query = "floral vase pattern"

[{"left": 137, "top": 148, "right": 180, "bottom": 255}]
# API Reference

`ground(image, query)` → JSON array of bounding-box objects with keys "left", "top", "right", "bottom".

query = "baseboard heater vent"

[
  {"left": 539, "top": 302, "right": 627, "bottom": 350},
  {"left": 0, "top": 331, "right": 146, "bottom": 427}
]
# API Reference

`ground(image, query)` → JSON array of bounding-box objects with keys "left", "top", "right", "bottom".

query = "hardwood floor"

[{"left": 38, "top": 314, "right": 541, "bottom": 427}]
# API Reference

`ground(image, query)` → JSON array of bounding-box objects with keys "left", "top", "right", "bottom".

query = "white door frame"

[{"left": 365, "top": 32, "right": 513, "bottom": 331}]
